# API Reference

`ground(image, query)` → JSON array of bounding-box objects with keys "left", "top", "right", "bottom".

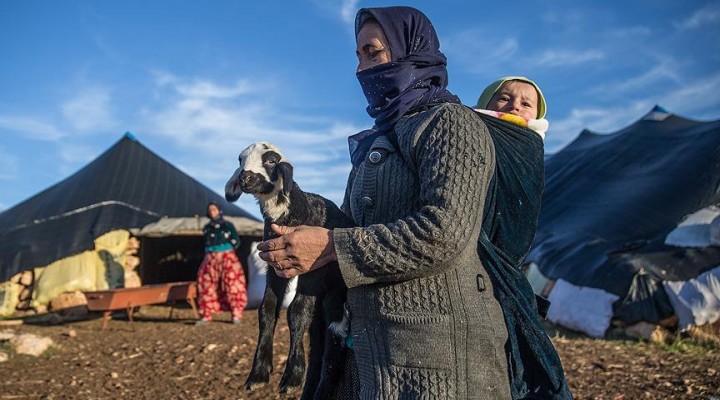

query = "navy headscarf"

[{"left": 350, "top": 6, "right": 460, "bottom": 166}]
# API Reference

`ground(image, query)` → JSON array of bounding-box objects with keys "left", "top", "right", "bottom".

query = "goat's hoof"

[
  {"left": 244, "top": 369, "right": 271, "bottom": 391},
  {"left": 278, "top": 368, "right": 305, "bottom": 394},
  {"left": 244, "top": 379, "right": 268, "bottom": 391}
]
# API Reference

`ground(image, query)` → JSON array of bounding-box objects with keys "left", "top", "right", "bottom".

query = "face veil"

[{"left": 351, "top": 6, "right": 460, "bottom": 165}]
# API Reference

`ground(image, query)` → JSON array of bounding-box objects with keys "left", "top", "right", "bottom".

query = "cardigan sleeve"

[
  {"left": 225, "top": 222, "right": 241, "bottom": 249},
  {"left": 340, "top": 166, "right": 357, "bottom": 218},
  {"left": 334, "top": 105, "right": 496, "bottom": 288}
]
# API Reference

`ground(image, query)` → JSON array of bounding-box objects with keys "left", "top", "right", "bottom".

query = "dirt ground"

[{"left": 0, "top": 305, "right": 718, "bottom": 400}]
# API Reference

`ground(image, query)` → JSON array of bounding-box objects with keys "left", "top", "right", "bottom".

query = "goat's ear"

[
  {"left": 224, "top": 168, "right": 242, "bottom": 202},
  {"left": 276, "top": 162, "right": 294, "bottom": 197}
]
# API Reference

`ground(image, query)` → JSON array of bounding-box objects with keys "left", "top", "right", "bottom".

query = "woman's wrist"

[{"left": 321, "top": 229, "right": 338, "bottom": 264}]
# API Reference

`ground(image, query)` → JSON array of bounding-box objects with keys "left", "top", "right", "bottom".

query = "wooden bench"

[
  {"left": 166, "top": 281, "right": 199, "bottom": 320},
  {"left": 83, "top": 281, "right": 198, "bottom": 329}
]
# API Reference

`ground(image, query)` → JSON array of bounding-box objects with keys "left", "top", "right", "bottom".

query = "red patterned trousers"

[{"left": 197, "top": 250, "right": 247, "bottom": 320}]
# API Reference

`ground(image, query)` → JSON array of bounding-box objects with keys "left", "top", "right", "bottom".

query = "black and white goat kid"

[{"left": 225, "top": 142, "right": 352, "bottom": 400}]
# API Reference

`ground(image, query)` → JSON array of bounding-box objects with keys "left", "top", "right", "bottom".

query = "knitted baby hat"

[{"left": 476, "top": 76, "right": 546, "bottom": 119}]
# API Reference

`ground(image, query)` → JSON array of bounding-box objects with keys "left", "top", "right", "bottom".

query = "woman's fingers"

[
  {"left": 257, "top": 237, "right": 284, "bottom": 252},
  {"left": 272, "top": 264, "right": 300, "bottom": 278},
  {"left": 257, "top": 224, "right": 334, "bottom": 276},
  {"left": 270, "top": 224, "right": 296, "bottom": 236},
  {"left": 258, "top": 249, "right": 286, "bottom": 267}
]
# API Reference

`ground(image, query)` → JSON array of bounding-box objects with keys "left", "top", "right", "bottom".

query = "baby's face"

[{"left": 487, "top": 81, "right": 540, "bottom": 120}]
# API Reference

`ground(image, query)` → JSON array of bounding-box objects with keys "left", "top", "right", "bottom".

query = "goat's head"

[{"left": 225, "top": 142, "right": 294, "bottom": 206}]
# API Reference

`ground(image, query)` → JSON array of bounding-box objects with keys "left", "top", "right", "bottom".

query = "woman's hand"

[{"left": 258, "top": 224, "right": 338, "bottom": 278}]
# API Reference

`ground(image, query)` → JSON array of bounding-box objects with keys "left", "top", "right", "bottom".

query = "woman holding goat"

[{"left": 258, "top": 6, "right": 571, "bottom": 399}]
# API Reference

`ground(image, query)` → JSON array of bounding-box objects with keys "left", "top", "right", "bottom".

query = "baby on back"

[{"left": 474, "top": 76, "right": 549, "bottom": 138}]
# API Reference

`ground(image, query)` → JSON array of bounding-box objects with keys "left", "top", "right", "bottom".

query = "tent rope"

[{"left": 4, "top": 201, "right": 162, "bottom": 233}]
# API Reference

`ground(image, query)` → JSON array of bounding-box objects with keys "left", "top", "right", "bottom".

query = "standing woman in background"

[{"left": 196, "top": 202, "right": 247, "bottom": 325}]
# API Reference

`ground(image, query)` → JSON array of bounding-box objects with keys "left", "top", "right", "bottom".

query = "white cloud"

[
  {"left": 152, "top": 70, "right": 177, "bottom": 86},
  {"left": 548, "top": 72, "right": 720, "bottom": 153},
  {"left": 147, "top": 97, "right": 336, "bottom": 155},
  {"left": 0, "top": 145, "right": 18, "bottom": 180},
  {"left": 61, "top": 87, "right": 116, "bottom": 132},
  {"left": 142, "top": 72, "right": 359, "bottom": 208},
  {"left": 445, "top": 29, "right": 602, "bottom": 73},
  {"left": 147, "top": 72, "right": 354, "bottom": 147},
  {"left": 175, "top": 80, "right": 255, "bottom": 99},
  {"left": 660, "top": 72, "right": 720, "bottom": 117},
  {"left": 311, "top": 0, "right": 359, "bottom": 25},
  {"left": 446, "top": 30, "right": 518, "bottom": 60},
  {"left": 0, "top": 115, "right": 64, "bottom": 141},
  {"left": 675, "top": 3, "right": 720, "bottom": 30},
  {"left": 340, "top": 0, "right": 359, "bottom": 24},
  {"left": 533, "top": 49, "right": 604, "bottom": 68},
  {"left": 589, "top": 57, "right": 682, "bottom": 95},
  {"left": 58, "top": 143, "right": 98, "bottom": 176},
  {"left": 486, "top": 38, "right": 519, "bottom": 60},
  {"left": 443, "top": 29, "right": 518, "bottom": 74},
  {"left": 610, "top": 26, "right": 652, "bottom": 38},
  {"left": 0, "top": 86, "right": 118, "bottom": 141},
  {"left": 547, "top": 102, "right": 652, "bottom": 153}
]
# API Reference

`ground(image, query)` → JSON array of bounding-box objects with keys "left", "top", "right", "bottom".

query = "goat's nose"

[{"left": 240, "top": 171, "right": 254, "bottom": 185}]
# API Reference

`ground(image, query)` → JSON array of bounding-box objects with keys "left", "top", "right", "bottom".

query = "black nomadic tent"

[
  {"left": 0, "top": 133, "right": 261, "bottom": 282},
  {"left": 526, "top": 106, "right": 720, "bottom": 328}
]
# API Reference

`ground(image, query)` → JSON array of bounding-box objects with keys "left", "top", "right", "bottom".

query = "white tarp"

[
  {"left": 134, "top": 216, "right": 263, "bottom": 237},
  {"left": 711, "top": 215, "right": 720, "bottom": 245},
  {"left": 663, "top": 265, "right": 720, "bottom": 330},
  {"left": 525, "top": 262, "right": 549, "bottom": 295},
  {"left": 245, "top": 242, "right": 296, "bottom": 310},
  {"left": 547, "top": 278, "right": 619, "bottom": 338},
  {"left": 665, "top": 205, "right": 720, "bottom": 248}
]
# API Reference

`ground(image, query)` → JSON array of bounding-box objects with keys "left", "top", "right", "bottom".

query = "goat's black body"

[{"left": 246, "top": 183, "right": 353, "bottom": 400}]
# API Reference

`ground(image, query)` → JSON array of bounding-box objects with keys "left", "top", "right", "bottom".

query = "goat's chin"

[
  {"left": 257, "top": 192, "right": 290, "bottom": 221},
  {"left": 241, "top": 182, "right": 275, "bottom": 195}
]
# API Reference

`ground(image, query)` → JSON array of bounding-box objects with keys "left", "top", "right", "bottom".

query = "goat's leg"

[
  {"left": 313, "top": 288, "right": 348, "bottom": 399},
  {"left": 245, "top": 278, "right": 286, "bottom": 390},
  {"left": 279, "top": 292, "right": 315, "bottom": 393}
]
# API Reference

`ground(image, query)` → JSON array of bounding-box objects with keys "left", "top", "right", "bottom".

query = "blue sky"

[{"left": 1, "top": 0, "right": 719, "bottom": 218}]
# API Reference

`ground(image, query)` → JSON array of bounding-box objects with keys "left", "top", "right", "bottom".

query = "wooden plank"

[{"left": 83, "top": 282, "right": 198, "bottom": 328}]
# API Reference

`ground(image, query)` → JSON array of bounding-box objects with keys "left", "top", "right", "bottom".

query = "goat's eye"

[{"left": 261, "top": 151, "right": 282, "bottom": 166}]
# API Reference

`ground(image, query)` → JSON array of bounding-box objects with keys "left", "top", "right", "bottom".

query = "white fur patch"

[
  {"left": 239, "top": 142, "right": 285, "bottom": 179},
  {"left": 258, "top": 186, "right": 290, "bottom": 221},
  {"left": 238, "top": 142, "right": 291, "bottom": 221}
]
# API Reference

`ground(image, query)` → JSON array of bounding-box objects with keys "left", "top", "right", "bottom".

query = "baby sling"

[{"left": 474, "top": 112, "right": 572, "bottom": 399}]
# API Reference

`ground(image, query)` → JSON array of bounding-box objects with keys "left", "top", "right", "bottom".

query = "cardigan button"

[
  {"left": 368, "top": 151, "right": 382, "bottom": 163},
  {"left": 476, "top": 274, "right": 486, "bottom": 292},
  {"left": 361, "top": 196, "right": 374, "bottom": 208}
]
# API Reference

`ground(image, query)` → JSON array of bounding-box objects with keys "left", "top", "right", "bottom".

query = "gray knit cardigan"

[{"left": 333, "top": 103, "right": 511, "bottom": 399}]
